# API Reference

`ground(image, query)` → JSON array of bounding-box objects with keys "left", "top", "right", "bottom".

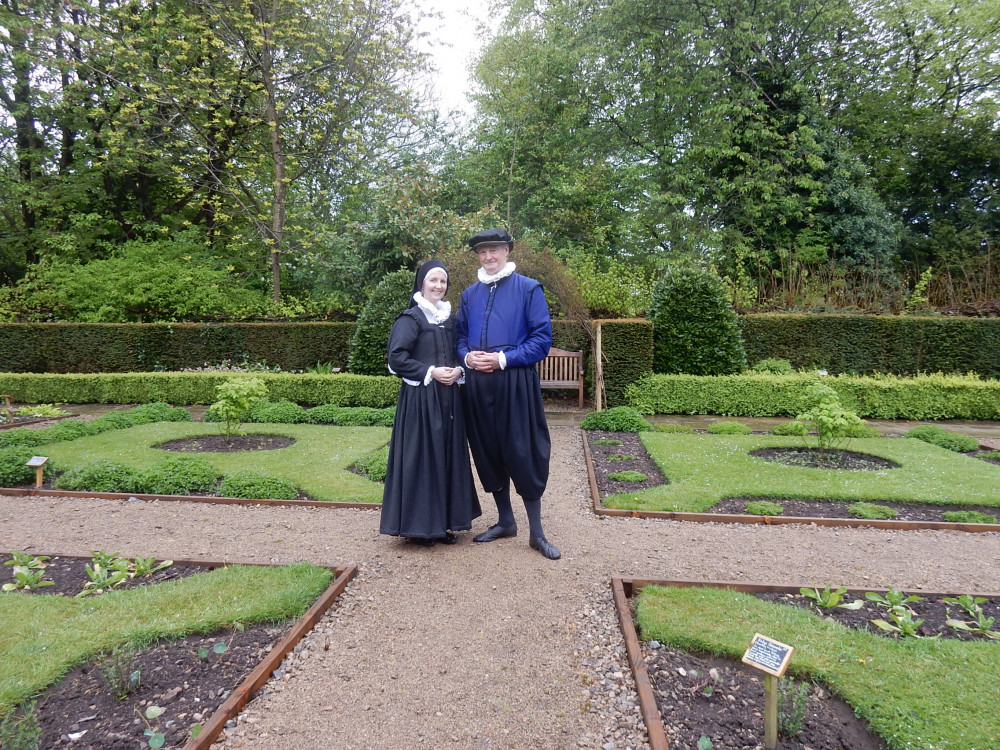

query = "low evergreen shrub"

[
  {"left": 941, "top": 510, "right": 997, "bottom": 524},
  {"left": 137, "top": 457, "right": 219, "bottom": 495},
  {"left": 0, "top": 428, "right": 47, "bottom": 449},
  {"left": 305, "top": 405, "right": 395, "bottom": 426},
  {"left": 608, "top": 453, "right": 636, "bottom": 462},
  {"left": 751, "top": 358, "right": 795, "bottom": 374},
  {"left": 218, "top": 471, "right": 299, "bottom": 500},
  {"left": 905, "top": 425, "right": 979, "bottom": 453},
  {"left": 0, "top": 446, "right": 51, "bottom": 486},
  {"left": 707, "top": 421, "right": 752, "bottom": 435},
  {"left": 353, "top": 446, "right": 389, "bottom": 482},
  {"left": 607, "top": 470, "right": 648, "bottom": 482},
  {"left": 581, "top": 406, "right": 652, "bottom": 432},
  {"left": 842, "top": 423, "right": 880, "bottom": 439},
  {"left": 771, "top": 421, "right": 808, "bottom": 436},
  {"left": 40, "top": 420, "right": 98, "bottom": 443},
  {"left": 53, "top": 460, "right": 141, "bottom": 493},
  {"left": 848, "top": 502, "right": 898, "bottom": 520},
  {"left": 88, "top": 411, "right": 137, "bottom": 432},
  {"left": 248, "top": 400, "right": 307, "bottom": 424},
  {"left": 745, "top": 500, "right": 784, "bottom": 516},
  {"left": 127, "top": 402, "right": 192, "bottom": 424}
]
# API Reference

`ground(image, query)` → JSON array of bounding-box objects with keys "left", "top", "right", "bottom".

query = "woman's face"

[{"left": 422, "top": 267, "right": 448, "bottom": 304}]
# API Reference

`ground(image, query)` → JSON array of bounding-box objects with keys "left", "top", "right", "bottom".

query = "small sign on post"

[
  {"left": 742, "top": 633, "right": 794, "bottom": 750},
  {"left": 25, "top": 456, "right": 48, "bottom": 488}
]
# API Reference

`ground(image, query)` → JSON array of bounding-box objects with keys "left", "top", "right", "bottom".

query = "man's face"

[{"left": 476, "top": 243, "right": 510, "bottom": 276}]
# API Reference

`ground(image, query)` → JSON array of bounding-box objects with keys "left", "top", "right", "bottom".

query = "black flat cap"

[{"left": 468, "top": 228, "right": 514, "bottom": 250}]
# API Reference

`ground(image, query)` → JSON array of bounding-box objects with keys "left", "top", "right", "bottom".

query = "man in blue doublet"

[{"left": 456, "top": 229, "right": 561, "bottom": 560}]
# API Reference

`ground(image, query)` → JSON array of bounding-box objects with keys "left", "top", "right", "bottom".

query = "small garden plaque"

[
  {"left": 25, "top": 455, "right": 48, "bottom": 488},
  {"left": 742, "top": 632, "right": 794, "bottom": 677}
]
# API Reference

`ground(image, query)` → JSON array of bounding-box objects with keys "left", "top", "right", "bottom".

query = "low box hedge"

[{"left": 626, "top": 372, "right": 1000, "bottom": 420}]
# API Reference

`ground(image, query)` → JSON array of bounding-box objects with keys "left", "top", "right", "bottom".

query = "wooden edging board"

[
  {"left": 0, "top": 414, "right": 77, "bottom": 431},
  {"left": 611, "top": 576, "right": 1000, "bottom": 750},
  {"left": 12, "top": 552, "right": 357, "bottom": 750},
  {"left": 0, "top": 486, "right": 379, "bottom": 510},
  {"left": 582, "top": 431, "right": 1000, "bottom": 533}
]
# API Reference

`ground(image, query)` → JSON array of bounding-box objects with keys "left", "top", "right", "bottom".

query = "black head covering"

[
  {"left": 468, "top": 228, "right": 514, "bottom": 251},
  {"left": 408, "top": 259, "right": 449, "bottom": 308}
]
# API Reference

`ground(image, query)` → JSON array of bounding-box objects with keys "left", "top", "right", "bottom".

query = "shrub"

[
  {"left": 218, "top": 472, "right": 299, "bottom": 500},
  {"left": 14, "top": 403, "right": 69, "bottom": 418},
  {"left": 88, "top": 411, "right": 137, "bottom": 432},
  {"left": 592, "top": 438, "right": 622, "bottom": 445},
  {"left": 0, "top": 446, "right": 50, "bottom": 486},
  {"left": 53, "top": 460, "right": 141, "bottom": 493},
  {"left": 137, "top": 457, "right": 219, "bottom": 495},
  {"left": 751, "top": 357, "right": 795, "bottom": 374},
  {"left": 707, "top": 421, "right": 752, "bottom": 435},
  {"left": 608, "top": 453, "right": 636, "bottom": 462},
  {"left": 653, "top": 423, "right": 694, "bottom": 434},
  {"left": 127, "top": 402, "right": 192, "bottom": 424},
  {"left": 942, "top": 510, "right": 997, "bottom": 524},
  {"left": 796, "top": 381, "right": 865, "bottom": 451},
  {"left": 648, "top": 264, "right": 746, "bottom": 375},
  {"left": 771, "top": 421, "right": 808, "bottom": 436},
  {"left": 0, "top": 428, "right": 47, "bottom": 450},
  {"left": 905, "top": 425, "right": 979, "bottom": 453},
  {"left": 745, "top": 500, "right": 785, "bottom": 516},
  {"left": 842, "top": 422, "right": 880, "bottom": 439},
  {"left": 353, "top": 445, "right": 389, "bottom": 482},
  {"left": 40, "top": 420, "right": 98, "bottom": 443},
  {"left": 580, "top": 406, "right": 652, "bottom": 432},
  {"left": 347, "top": 269, "right": 413, "bottom": 375},
  {"left": 249, "top": 400, "right": 307, "bottom": 424},
  {"left": 848, "top": 502, "right": 898, "bottom": 520},
  {"left": 303, "top": 404, "right": 395, "bottom": 426},
  {"left": 304, "top": 404, "right": 348, "bottom": 424},
  {"left": 607, "top": 470, "right": 648, "bottom": 482},
  {"left": 208, "top": 377, "right": 268, "bottom": 436}
]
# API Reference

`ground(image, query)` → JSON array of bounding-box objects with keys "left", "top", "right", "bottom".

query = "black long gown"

[{"left": 379, "top": 307, "right": 480, "bottom": 539}]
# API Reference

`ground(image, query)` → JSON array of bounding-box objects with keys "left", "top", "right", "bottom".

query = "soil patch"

[
  {"left": 748, "top": 446, "right": 899, "bottom": 471},
  {"left": 154, "top": 433, "right": 296, "bottom": 452},
  {"left": 1, "top": 556, "right": 294, "bottom": 749},
  {"left": 587, "top": 431, "right": 1000, "bottom": 523}
]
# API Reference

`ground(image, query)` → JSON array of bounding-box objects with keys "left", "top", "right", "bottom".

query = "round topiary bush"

[
  {"left": 218, "top": 471, "right": 299, "bottom": 500},
  {"left": 745, "top": 500, "right": 785, "bottom": 516},
  {"left": 848, "top": 502, "right": 898, "bottom": 520},
  {"left": 905, "top": 425, "right": 979, "bottom": 453},
  {"left": 347, "top": 268, "right": 414, "bottom": 375},
  {"left": 707, "top": 421, "right": 752, "bottom": 435},
  {"left": 771, "top": 421, "right": 808, "bottom": 436},
  {"left": 54, "top": 460, "right": 141, "bottom": 493},
  {"left": 137, "top": 456, "right": 219, "bottom": 495},
  {"left": 580, "top": 406, "right": 652, "bottom": 432},
  {"left": 648, "top": 264, "right": 746, "bottom": 375},
  {"left": 249, "top": 400, "right": 307, "bottom": 424}
]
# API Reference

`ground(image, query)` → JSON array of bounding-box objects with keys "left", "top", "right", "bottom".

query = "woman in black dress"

[{"left": 379, "top": 260, "right": 481, "bottom": 546}]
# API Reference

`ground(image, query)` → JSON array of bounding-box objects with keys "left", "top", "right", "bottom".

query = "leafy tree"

[{"left": 347, "top": 269, "right": 414, "bottom": 375}]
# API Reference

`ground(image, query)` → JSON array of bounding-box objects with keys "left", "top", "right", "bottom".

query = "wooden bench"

[{"left": 536, "top": 347, "right": 585, "bottom": 407}]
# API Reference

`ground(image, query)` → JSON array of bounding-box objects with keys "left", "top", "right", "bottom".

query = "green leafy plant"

[
  {"left": 3, "top": 553, "right": 53, "bottom": 592},
  {"left": 14, "top": 404, "right": 69, "bottom": 418},
  {"left": 197, "top": 641, "right": 230, "bottom": 660},
  {"left": 778, "top": 678, "right": 811, "bottom": 737},
  {"left": 706, "top": 421, "right": 752, "bottom": 435},
  {"left": 218, "top": 471, "right": 299, "bottom": 500},
  {"left": 130, "top": 557, "right": 173, "bottom": 578},
  {"left": 942, "top": 510, "right": 997, "bottom": 524},
  {"left": 800, "top": 585, "right": 864, "bottom": 610},
  {"left": 943, "top": 595, "right": 998, "bottom": 639},
  {"left": 100, "top": 642, "right": 142, "bottom": 700},
  {"left": 53, "top": 459, "right": 142, "bottom": 493},
  {"left": 208, "top": 377, "right": 268, "bottom": 437},
  {"left": 4, "top": 551, "right": 49, "bottom": 570},
  {"left": 608, "top": 453, "right": 636, "bottom": 462},
  {"left": 871, "top": 607, "right": 929, "bottom": 638},
  {"left": 905, "top": 424, "right": 979, "bottom": 453},
  {"left": 744, "top": 500, "right": 784, "bottom": 516},
  {"left": 306, "top": 361, "right": 338, "bottom": 374},
  {"left": 126, "top": 402, "right": 193, "bottom": 424},
  {"left": 865, "top": 587, "right": 924, "bottom": 614},
  {"left": 77, "top": 551, "right": 131, "bottom": 597},
  {"left": 771, "top": 420, "right": 808, "bottom": 436},
  {"left": 608, "top": 470, "right": 648, "bottom": 482},
  {"left": 697, "top": 736, "right": 713, "bottom": 750},
  {"left": 352, "top": 445, "right": 389, "bottom": 483},
  {"left": 751, "top": 357, "right": 795, "bottom": 374},
  {"left": 592, "top": 438, "right": 622, "bottom": 445},
  {"left": 580, "top": 406, "right": 652, "bottom": 432},
  {"left": 904, "top": 266, "right": 934, "bottom": 314},
  {"left": 0, "top": 701, "right": 41, "bottom": 750},
  {"left": 140, "top": 704, "right": 166, "bottom": 748},
  {"left": 848, "top": 502, "right": 898, "bottom": 520},
  {"left": 248, "top": 399, "right": 307, "bottom": 424},
  {"left": 796, "top": 381, "right": 865, "bottom": 451},
  {"left": 347, "top": 268, "right": 413, "bottom": 375},
  {"left": 0, "top": 446, "right": 50, "bottom": 486},
  {"left": 137, "top": 456, "right": 220, "bottom": 495},
  {"left": 678, "top": 666, "right": 720, "bottom": 698}
]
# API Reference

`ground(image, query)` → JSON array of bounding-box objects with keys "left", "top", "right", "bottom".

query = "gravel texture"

[{"left": 4, "top": 424, "right": 1000, "bottom": 749}]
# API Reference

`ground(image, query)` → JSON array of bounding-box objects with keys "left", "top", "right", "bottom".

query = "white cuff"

[
  {"left": 498, "top": 351, "right": 507, "bottom": 370},
  {"left": 423, "top": 366, "right": 435, "bottom": 386}
]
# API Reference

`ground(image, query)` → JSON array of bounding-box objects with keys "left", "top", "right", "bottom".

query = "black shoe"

[
  {"left": 439, "top": 532, "right": 458, "bottom": 545},
  {"left": 409, "top": 537, "right": 436, "bottom": 548},
  {"left": 529, "top": 536, "right": 561, "bottom": 560},
  {"left": 473, "top": 523, "right": 518, "bottom": 543}
]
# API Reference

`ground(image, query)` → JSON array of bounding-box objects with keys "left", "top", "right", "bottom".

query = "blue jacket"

[{"left": 456, "top": 272, "right": 552, "bottom": 368}]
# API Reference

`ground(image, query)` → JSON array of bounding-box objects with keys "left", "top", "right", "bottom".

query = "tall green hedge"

[
  {"left": 740, "top": 314, "right": 1000, "bottom": 378},
  {"left": 597, "top": 319, "right": 653, "bottom": 406}
]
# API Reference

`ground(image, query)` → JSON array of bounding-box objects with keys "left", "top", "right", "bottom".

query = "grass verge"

[
  {"left": 604, "top": 434, "right": 1000, "bottom": 512},
  {"left": 38, "top": 422, "right": 390, "bottom": 502},
  {"left": 0, "top": 562, "right": 332, "bottom": 716},
  {"left": 635, "top": 585, "right": 999, "bottom": 750}
]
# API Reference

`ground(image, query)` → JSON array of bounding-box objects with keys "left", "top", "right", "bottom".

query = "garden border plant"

[
  {"left": 612, "top": 576, "right": 1000, "bottom": 750},
  {"left": 0, "top": 552, "right": 357, "bottom": 750}
]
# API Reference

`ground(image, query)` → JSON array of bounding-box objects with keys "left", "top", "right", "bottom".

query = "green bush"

[
  {"left": 842, "top": 423, "right": 880, "bottom": 439},
  {"left": 745, "top": 500, "right": 785, "bottom": 516},
  {"left": 707, "top": 421, "right": 752, "bottom": 435},
  {"left": 771, "top": 421, "right": 808, "bottom": 436},
  {"left": 942, "top": 510, "right": 997, "bottom": 524},
  {"left": 607, "top": 470, "right": 648, "bottom": 482},
  {"left": 347, "top": 269, "right": 413, "bottom": 375},
  {"left": 127, "top": 402, "right": 192, "bottom": 424},
  {"left": 0, "top": 428, "right": 47, "bottom": 450},
  {"left": 648, "top": 264, "right": 746, "bottom": 376},
  {"left": 40, "top": 420, "right": 98, "bottom": 443},
  {"left": 580, "top": 406, "right": 653, "bottom": 432},
  {"left": 218, "top": 471, "right": 299, "bottom": 500},
  {"left": 88, "top": 411, "right": 137, "bottom": 432},
  {"left": 0, "top": 446, "right": 51, "bottom": 486},
  {"left": 53, "top": 460, "right": 141, "bottom": 493},
  {"left": 751, "top": 357, "right": 795, "bottom": 374},
  {"left": 608, "top": 453, "right": 636, "bottom": 462},
  {"left": 592, "top": 438, "right": 622, "bottom": 445},
  {"left": 905, "top": 425, "right": 980, "bottom": 453},
  {"left": 653, "top": 423, "right": 694, "bottom": 434},
  {"left": 248, "top": 400, "right": 307, "bottom": 424},
  {"left": 848, "top": 502, "right": 898, "bottom": 520},
  {"left": 305, "top": 404, "right": 396, "bottom": 425},
  {"left": 353, "top": 446, "right": 389, "bottom": 483},
  {"left": 137, "top": 457, "right": 219, "bottom": 495},
  {"left": 207, "top": 377, "right": 268, "bottom": 435}
]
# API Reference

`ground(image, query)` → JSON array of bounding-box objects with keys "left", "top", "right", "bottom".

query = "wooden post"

[
  {"left": 2, "top": 395, "right": 13, "bottom": 425},
  {"left": 26, "top": 456, "right": 48, "bottom": 488},
  {"left": 594, "top": 322, "right": 603, "bottom": 412},
  {"left": 764, "top": 674, "right": 778, "bottom": 749},
  {"left": 741, "top": 633, "right": 794, "bottom": 750}
]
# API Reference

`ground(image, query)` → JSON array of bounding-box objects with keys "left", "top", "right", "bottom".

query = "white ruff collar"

[
  {"left": 478, "top": 261, "right": 516, "bottom": 284},
  {"left": 412, "top": 292, "right": 451, "bottom": 323}
]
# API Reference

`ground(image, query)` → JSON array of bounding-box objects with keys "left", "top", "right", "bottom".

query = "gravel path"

[{"left": 3, "top": 425, "right": 1000, "bottom": 749}]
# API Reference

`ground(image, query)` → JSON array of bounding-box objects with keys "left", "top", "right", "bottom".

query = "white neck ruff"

[
  {"left": 478, "top": 261, "right": 516, "bottom": 284},
  {"left": 412, "top": 292, "right": 451, "bottom": 323}
]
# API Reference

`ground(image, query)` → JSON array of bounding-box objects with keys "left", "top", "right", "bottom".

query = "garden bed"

[
  {"left": 0, "top": 554, "right": 356, "bottom": 749},
  {"left": 613, "top": 577, "right": 1000, "bottom": 750},
  {"left": 585, "top": 430, "right": 1000, "bottom": 530}
]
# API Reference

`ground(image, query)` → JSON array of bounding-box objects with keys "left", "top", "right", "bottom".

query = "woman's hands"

[{"left": 431, "top": 366, "right": 462, "bottom": 385}]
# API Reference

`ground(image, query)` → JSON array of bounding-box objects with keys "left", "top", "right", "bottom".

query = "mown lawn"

[{"left": 604, "top": 434, "right": 1000, "bottom": 512}]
